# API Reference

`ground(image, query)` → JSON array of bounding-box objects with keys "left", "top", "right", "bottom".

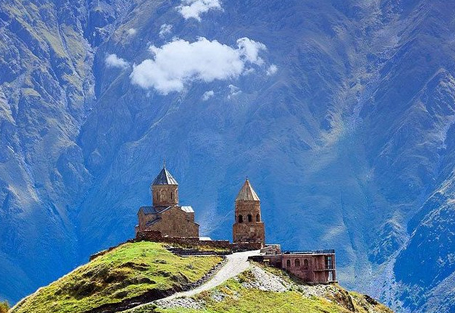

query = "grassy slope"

[
  {"left": 0, "top": 301, "right": 9, "bottom": 313},
  {"left": 11, "top": 242, "right": 222, "bottom": 313},
  {"left": 10, "top": 242, "right": 392, "bottom": 313},
  {"left": 151, "top": 265, "right": 393, "bottom": 313}
]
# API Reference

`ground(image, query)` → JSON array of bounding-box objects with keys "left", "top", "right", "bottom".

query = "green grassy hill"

[
  {"left": 127, "top": 263, "right": 393, "bottom": 313},
  {"left": 10, "top": 242, "right": 392, "bottom": 313},
  {"left": 10, "top": 242, "right": 222, "bottom": 313},
  {"left": 154, "top": 276, "right": 393, "bottom": 313}
]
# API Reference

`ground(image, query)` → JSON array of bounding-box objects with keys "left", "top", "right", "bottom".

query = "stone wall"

[
  {"left": 232, "top": 222, "right": 265, "bottom": 243},
  {"left": 140, "top": 206, "right": 199, "bottom": 238},
  {"left": 135, "top": 230, "right": 261, "bottom": 251},
  {"left": 233, "top": 199, "right": 265, "bottom": 244},
  {"left": 137, "top": 209, "right": 156, "bottom": 232},
  {"left": 152, "top": 185, "right": 179, "bottom": 207}
]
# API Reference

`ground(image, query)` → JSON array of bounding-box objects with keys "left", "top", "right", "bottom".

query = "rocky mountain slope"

[
  {"left": 10, "top": 241, "right": 392, "bottom": 313},
  {"left": 1, "top": 0, "right": 455, "bottom": 312}
]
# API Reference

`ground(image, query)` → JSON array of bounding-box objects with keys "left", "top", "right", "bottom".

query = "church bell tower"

[
  {"left": 151, "top": 165, "right": 179, "bottom": 207},
  {"left": 233, "top": 179, "right": 265, "bottom": 245}
]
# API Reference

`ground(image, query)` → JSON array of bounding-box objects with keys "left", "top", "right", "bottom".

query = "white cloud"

[
  {"left": 202, "top": 90, "right": 215, "bottom": 101},
  {"left": 177, "top": 0, "right": 222, "bottom": 21},
  {"left": 127, "top": 28, "right": 137, "bottom": 36},
  {"left": 159, "top": 24, "right": 173, "bottom": 38},
  {"left": 237, "top": 37, "right": 266, "bottom": 65},
  {"left": 243, "top": 68, "right": 255, "bottom": 75},
  {"left": 130, "top": 37, "right": 267, "bottom": 95},
  {"left": 228, "top": 84, "right": 241, "bottom": 99},
  {"left": 266, "top": 64, "right": 278, "bottom": 76},
  {"left": 105, "top": 54, "right": 129, "bottom": 69}
]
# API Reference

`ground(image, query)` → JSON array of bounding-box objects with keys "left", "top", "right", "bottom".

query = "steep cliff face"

[
  {"left": 0, "top": 0, "right": 134, "bottom": 302},
  {"left": 1, "top": 1, "right": 455, "bottom": 312}
]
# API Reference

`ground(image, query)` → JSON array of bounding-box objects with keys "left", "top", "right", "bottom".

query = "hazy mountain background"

[{"left": 1, "top": 0, "right": 455, "bottom": 312}]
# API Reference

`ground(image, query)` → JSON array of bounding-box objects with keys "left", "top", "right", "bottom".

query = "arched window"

[
  {"left": 248, "top": 214, "right": 252, "bottom": 222},
  {"left": 286, "top": 259, "right": 291, "bottom": 268},
  {"left": 303, "top": 259, "right": 309, "bottom": 270},
  {"left": 238, "top": 215, "right": 243, "bottom": 223},
  {"left": 295, "top": 259, "right": 300, "bottom": 267},
  {"left": 256, "top": 214, "right": 260, "bottom": 222}
]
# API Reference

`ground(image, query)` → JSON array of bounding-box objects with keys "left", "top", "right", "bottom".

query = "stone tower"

[
  {"left": 233, "top": 179, "right": 265, "bottom": 245},
  {"left": 151, "top": 165, "right": 179, "bottom": 208}
]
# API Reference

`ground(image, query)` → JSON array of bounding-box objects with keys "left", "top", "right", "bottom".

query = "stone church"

[
  {"left": 135, "top": 166, "right": 336, "bottom": 284},
  {"left": 135, "top": 166, "right": 199, "bottom": 238}
]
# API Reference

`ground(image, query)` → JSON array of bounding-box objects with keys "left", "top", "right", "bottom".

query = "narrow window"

[
  {"left": 238, "top": 215, "right": 243, "bottom": 223},
  {"left": 295, "top": 259, "right": 300, "bottom": 267},
  {"left": 326, "top": 256, "right": 333, "bottom": 269},
  {"left": 256, "top": 214, "right": 260, "bottom": 222},
  {"left": 286, "top": 259, "right": 291, "bottom": 268},
  {"left": 171, "top": 192, "right": 173, "bottom": 200},
  {"left": 248, "top": 214, "right": 252, "bottom": 222},
  {"left": 160, "top": 190, "right": 166, "bottom": 201},
  {"left": 303, "top": 259, "right": 309, "bottom": 270}
]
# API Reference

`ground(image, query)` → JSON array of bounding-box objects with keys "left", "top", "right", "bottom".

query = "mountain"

[
  {"left": 0, "top": 0, "right": 454, "bottom": 312},
  {"left": 10, "top": 241, "right": 392, "bottom": 313},
  {"left": 0, "top": 0, "right": 132, "bottom": 302}
]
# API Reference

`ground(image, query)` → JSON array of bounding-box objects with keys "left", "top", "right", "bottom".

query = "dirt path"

[
  {"left": 126, "top": 250, "right": 260, "bottom": 312},
  {"left": 163, "top": 249, "right": 260, "bottom": 300}
]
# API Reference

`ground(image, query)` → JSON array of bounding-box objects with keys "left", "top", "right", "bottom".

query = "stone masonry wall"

[
  {"left": 144, "top": 206, "right": 199, "bottom": 238},
  {"left": 135, "top": 230, "right": 261, "bottom": 251}
]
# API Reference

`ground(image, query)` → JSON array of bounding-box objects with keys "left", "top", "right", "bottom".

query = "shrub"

[{"left": 0, "top": 301, "right": 9, "bottom": 313}]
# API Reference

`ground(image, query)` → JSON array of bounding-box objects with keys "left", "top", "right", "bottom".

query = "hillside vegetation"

[
  {"left": 11, "top": 242, "right": 222, "bottom": 313},
  {"left": 0, "top": 301, "right": 9, "bottom": 313},
  {"left": 10, "top": 241, "right": 393, "bottom": 313},
  {"left": 126, "top": 263, "right": 393, "bottom": 313}
]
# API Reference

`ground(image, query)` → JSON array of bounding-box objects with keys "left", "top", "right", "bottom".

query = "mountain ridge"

[{"left": 1, "top": 1, "right": 454, "bottom": 312}]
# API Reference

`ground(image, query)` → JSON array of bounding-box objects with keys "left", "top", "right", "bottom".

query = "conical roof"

[
  {"left": 152, "top": 167, "right": 178, "bottom": 185},
  {"left": 236, "top": 179, "right": 260, "bottom": 201}
]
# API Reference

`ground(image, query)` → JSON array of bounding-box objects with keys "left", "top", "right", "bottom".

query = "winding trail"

[
  {"left": 127, "top": 250, "right": 260, "bottom": 312},
  {"left": 163, "top": 249, "right": 260, "bottom": 300}
]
